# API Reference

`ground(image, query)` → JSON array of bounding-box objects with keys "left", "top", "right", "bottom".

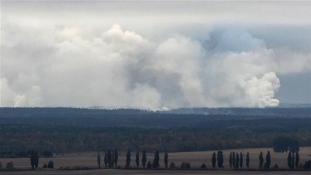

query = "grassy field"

[
  {"left": 1, "top": 169, "right": 311, "bottom": 175},
  {"left": 1, "top": 147, "right": 311, "bottom": 174}
]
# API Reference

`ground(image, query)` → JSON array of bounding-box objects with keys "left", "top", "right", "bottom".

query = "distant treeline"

[
  {"left": 1, "top": 107, "right": 311, "bottom": 127},
  {"left": 165, "top": 107, "right": 311, "bottom": 116},
  {"left": 1, "top": 107, "right": 311, "bottom": 118},
  {"left": 1, "top": 107, "right": 311, "bottom": 157}
]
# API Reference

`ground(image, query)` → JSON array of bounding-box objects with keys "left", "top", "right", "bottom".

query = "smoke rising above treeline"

[{"left": 1, "top": 2, "right": 311, "bottom": 110}]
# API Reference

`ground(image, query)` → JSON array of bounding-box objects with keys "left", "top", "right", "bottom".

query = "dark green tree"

[
  {"left": 266, "top": 151, "right": 271, "bottom": 169},
  {"left": 295, "top": 152, "right": 299, "bottom": 169},
  {"left": 201, "top": 163, "right": 206, "bottom": 168},
  {"left": 30, "top": 150, "right": 39, "bottom": 169},
  {"left": 6, "top": 161, "right": 14, "bottom": 169},
  {"left": 229, "top": 152, "right": 233, "bottom": 168},
  {"left": 152, "top": 150, "right": 159, "bottom": 168},
  {"left": 246, "top": 152, "right": 250, "bottom": 169},
  {"left": 126, "top": 150, "right": 131, "bottom": 168},
  {"left": 259, "top": 151, "right": 264, "bottom": 169},
  {"left": 30, "top": 150, "right": 35, "bottom": 169},
  {"left": 186, "top": 162, "right": 190, "bottom": 169},
  {"left": 111, "top": 150, "right": 115, "bottom": 168},
  {"left": 273, "top": 136, "right": 299, "bottom": 153},
  {"left": 287, "top": 151, "right": 292, "bottom": 169},
  {"left": 107, "top": 150, "right": 113, "bottom": 168},
  {"left": 239, "top": 152, "right": 243, "bottom": 168},
  {"left": 170, "top": 162, "right": 176, "bottom": 169},
  {"left": 136, "top": 151, "right": 139, "bottom": 167},
  {"left": 292, "top": 152, "right": 295, "bottom": 169},
  {"left": 303, "top": 160, "right": 311, "bottom": 169},
  {"left": 164, "top": 152, "right": 168, "bottom": 168},
  {"left": 104, "top": 151, "right": 108, "bottom": 168},
  {"left": 232, "top": 152, "right": 236, "bottom": 168},
  {"left": 114, "top": 149, "right": 118, "bottom": 167},
  {"left": 212, "top": 152, "right": 216, "bottom": 168},
  {"left": 236, "top": 153, "right": 239, "bottom": 168},
  {"left": 97, "top": 153, "right": 101, "bottom": 168},
  {"left": 217, "top": 151, "right": 223, "bottom": 168},
  {"left": 34, "top": 151, "right": 39, "bottom": 168},
  {"left": 47, "top": 160, "right": 54, "bottom": 169},
  {"left": 147, "top": 161, "right": 152, "bottom": 168},
  {"left": 142, "top": 150, "right": 147, "bottom": 168}
]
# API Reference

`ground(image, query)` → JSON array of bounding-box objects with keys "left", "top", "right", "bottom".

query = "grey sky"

[{"left": 1, "top": 1, "right": 311, "bottom": 109}]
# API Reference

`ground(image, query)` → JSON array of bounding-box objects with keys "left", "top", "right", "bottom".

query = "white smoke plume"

[
  {"left": 1, "top": 1, "right": 311, "bottom": 109},
  {"left": 1, "top": 22, "right": 287, "bottom": 110}
]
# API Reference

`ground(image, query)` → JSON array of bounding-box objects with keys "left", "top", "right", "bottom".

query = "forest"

[{"left": 1, "top": 107, "right": 311, "bottom": 158}]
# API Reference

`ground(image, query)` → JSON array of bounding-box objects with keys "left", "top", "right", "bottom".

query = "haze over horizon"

[{"left": 1, "top": 1, "right": 311, "bottom": 110}]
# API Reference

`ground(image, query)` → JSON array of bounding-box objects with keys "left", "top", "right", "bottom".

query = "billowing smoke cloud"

[{"left": 2, "top": 5, "right": 311, "bottom": 110}]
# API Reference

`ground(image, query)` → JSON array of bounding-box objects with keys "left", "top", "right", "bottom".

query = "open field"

[
  {"left": 1, "top": 147, "right": 311, "bottom": 174},
  {"left": 1, "top": 169, "right": 311, "bottom": 175}
]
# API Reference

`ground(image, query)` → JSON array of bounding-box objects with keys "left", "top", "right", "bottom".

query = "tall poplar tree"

[
  {"left": 259, "top": 151, "right": 264, "bottom": 168},
  {"left": 136, "top": 151, "right": 139, "bottom": 167},
  {"left": 97, "top": 153, "right": 101, "bottom": 168},
  {"left": 126, "top": 150, "right": 131, "bottom": 168},
  {"left": 142, "top": 150, "right": 147, "bottom": 168},
  {"left": 108, "top": 150, "right": 113, "bottom": 168},
  {"left": 295, "top": 152, "right": 300, "bottom": 169},
  {"left": 246, "top": 152, "right": 250, "bottom": 169},
  {"left": 152, "top": 150, "right": 160, "bottom": 168},
  {"left": 114, "top": 149, "right": 118, "bottom": 167},
  {"left": 236, "top": 153, "right": 239, "bottom": 168},
  {"left": 212, "top": 152, "right": 216, "bottom": 168},
  {"left": 104, "top": 151, "right": 108, "bottom": 168},
  {"left": 266, "top": 151, "right": 271, "bottom": 169},
  {"left": 229, "top": 152, "right": 233, "bottom": 168},
  {"left": 164, "top": 152, "right": 168, "bottom": 168},
  {"left": 232, "top": 152, "right": 236, "bottom": 168},
  {"left": 217, "top": 151, "right": 223, "bottom": 168},
  {"left": 287, "top": 151, "right": 292, "bottom": 168},
  {"left": 239, "top": 152, "right": 243, "bottom": 168}
]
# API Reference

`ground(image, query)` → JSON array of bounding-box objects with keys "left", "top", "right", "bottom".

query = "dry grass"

[
  {"left": 1, "top": 147, "right": 311, "bottom": 174},
  {"left": 168, "top": 147, "right": 311, "bottom": 169},
  {"left": 1, "top": 169, "right": 311, "bottom": 175}
]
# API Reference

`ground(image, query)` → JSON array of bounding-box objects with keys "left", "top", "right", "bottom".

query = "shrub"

[
  {"left": 264, "top": 162, "right": 269, "bottom": 169},
  {"left": 299, "top": 163, "right": 303, "bottom": 169},
  {"left": 303, "top": 160, "right": 311, "bottom": 169},
  {"left": 48, "top": 161, "right": 54, "bottom": 169},
  {"left": 169, "top": 162, "right": 176, "bottom": 169},
  {"left": 186, "top": 163, "right": 191, "bottom": 169},
  {"left": 147, "top": 161, "right": 152, "bottom": 168},
  {"left": 6, "top": 161, "right": 14, "bottom": 169},
  {"left": 200, "top": 163, "right": 206, "bottom": 169},
  {"left": 273, "top": 164, "right": 278, "bottom": 170},
  {"left": 181, "top": 162, "right": 190, "bottom": 169},
  {"left": 43, "top": 163, "right": 48, "bottom": 168},
  {"left": 181, "top": 162, "right": 187, "bottom": 169}
]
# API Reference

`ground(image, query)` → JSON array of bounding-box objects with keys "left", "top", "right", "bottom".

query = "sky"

[{"left": 1, "top": 1, "right": 311, "bottom": 110}]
